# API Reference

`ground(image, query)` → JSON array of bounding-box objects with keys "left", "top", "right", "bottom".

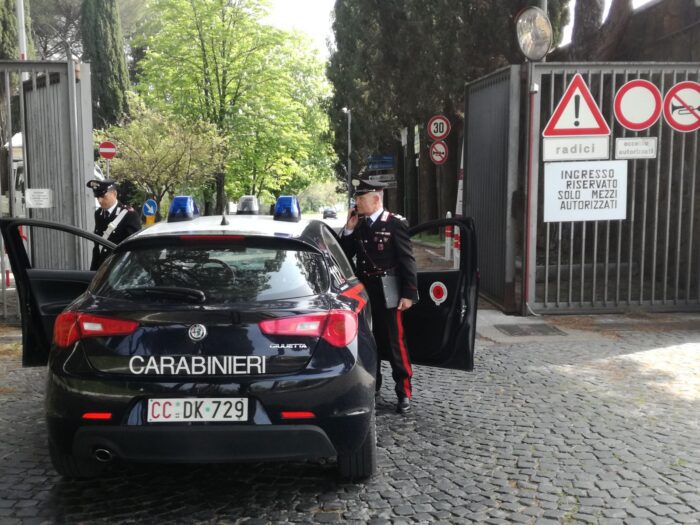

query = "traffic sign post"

[
  {"left": 142, "top": 198, "right": 157, "bottom": 226},
  {"left": 427, "top": 115, "right": 451, "bottom": 141},
  {"left": 99, "top": 140, "right": 117, "bottom": 179},
  {"left": 543, "top": 74, "right": 610, "bottom": 137},
  {"left": 542, "top": 74, "right": 611, "bottom": 161},
  {"left": 663, "top": 81, "right": 700, "bottom": 133},
  {"left": 614, "top": 79, "right": 662, "bottom": 131},
  {"left": 429, "top": 141, "right": 448, "bottom": 165}
]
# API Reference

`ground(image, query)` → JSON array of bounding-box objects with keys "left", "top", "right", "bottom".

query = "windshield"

[{"left": 92, "top": 244, "right": 329, "bottom": 304}]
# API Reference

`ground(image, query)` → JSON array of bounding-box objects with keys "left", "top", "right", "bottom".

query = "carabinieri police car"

[{"left": 1, "top": 197, "right": 478, "bottom": 480}]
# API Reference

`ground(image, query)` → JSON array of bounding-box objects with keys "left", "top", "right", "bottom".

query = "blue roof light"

[{"left": 168, "top": 196, "right": 200, "bottom": 222}]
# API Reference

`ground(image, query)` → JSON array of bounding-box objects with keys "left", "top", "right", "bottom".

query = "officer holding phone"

[
  {"left": 87, "top": 179, "right": 141, "bottom": 270},
  {"left": 340, "top": 179, "right": 418, "bottom": 414}
]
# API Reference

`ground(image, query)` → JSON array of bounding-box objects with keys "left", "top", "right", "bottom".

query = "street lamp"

[{"left": 342, "top": 107, "right": 351, "bottom": 208}]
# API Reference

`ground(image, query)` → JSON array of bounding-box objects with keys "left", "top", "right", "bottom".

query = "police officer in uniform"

[
  {"left": 87, "top": 179, "right": 141, "bottom": 270},
  {"left": 340, "top": 179, "right": 418, "bottom": 414}
]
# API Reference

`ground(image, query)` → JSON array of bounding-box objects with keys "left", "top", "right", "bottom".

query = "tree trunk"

[
  {"left": 570, "top": 0, "right": 604, "bottom": 60},
  {"left": 214, "top": 171, "right": 225, "bottom": 214}
]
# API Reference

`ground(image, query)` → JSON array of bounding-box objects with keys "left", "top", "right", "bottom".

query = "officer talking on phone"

[
  {"left": 339, "top": 179, "right": 418, "bottom": 414},
  {"left": 87, "top": 179, "right": 141, "bottom": 270}
]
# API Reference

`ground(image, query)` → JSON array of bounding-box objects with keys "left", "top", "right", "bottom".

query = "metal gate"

[
  {"left": 0, "top": 60, "right": 95, "bottom": 319},
  {"left": 463, "top": 66, "right": 521, "bottom": 311},
  {"left": 525, "top": 63, "right": 700, "bottom": 313}
]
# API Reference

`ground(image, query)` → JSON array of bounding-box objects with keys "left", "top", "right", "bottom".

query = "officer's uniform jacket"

[
  {"left": 90, "top": 202, "right": 141, "bottom": 270},
  {"left": 340, "top": 210, "right": 419, "bottom": 302}
]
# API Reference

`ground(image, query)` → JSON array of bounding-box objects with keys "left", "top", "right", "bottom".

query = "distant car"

[
  {"left": 274, "top": 195, "right": 301, "bottom": 222},
  {"left": 323, "top": 208, "right": 337, "bottom": 219},
  {"left": 236, "top": 195, "right": 259, "bottom": 215}
]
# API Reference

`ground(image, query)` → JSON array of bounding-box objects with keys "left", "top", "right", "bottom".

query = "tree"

[
  {"left": 81, "top": 0, "right": 130, "bottom": 128},
  {"left": 139, "top": 0, "right": 336, "bottom": 212},
  {"left": 327, "top": 1, "right": 570, "bottom": 222},
  {"left": 1, "top": 0, "right": 33, "bottom": 59},
  {"left": 30, "top": 0, "right": 148, "bottom": 60},
  {"left": 100, "top": 96, "right": 223, "bottom": 216},
  {"left": 225, "top": 34, "right": 335, "bottom": 203}
]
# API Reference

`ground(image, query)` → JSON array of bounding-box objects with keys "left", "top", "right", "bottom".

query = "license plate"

[{"left": 147, "top": 398, "right": 248, "bottom": 423}]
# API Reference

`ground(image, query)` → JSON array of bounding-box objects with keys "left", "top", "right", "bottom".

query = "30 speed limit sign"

[{"left": 427, "top": 115, "right": 451, "bottom": 141}]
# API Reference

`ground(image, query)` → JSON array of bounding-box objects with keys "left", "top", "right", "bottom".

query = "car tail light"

[
  {"left": 259, "top": 310, "right": 358, "bottom": 347},
  {"left": 53, "top": 312, "right": 139, "bottom": 348}
]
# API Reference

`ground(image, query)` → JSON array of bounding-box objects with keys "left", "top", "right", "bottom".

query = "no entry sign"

[
  {"left": 614, "top": 79, "right": 662, "bottom": 131},
  {"left": 99, "top": 141, "right": 117, "bottom": 159},
  {"left": 429, "top": 141, "right": 448, "bottom": 165},
  {"left": 663, "top": 81, "right": 700, "bottom": 133}
]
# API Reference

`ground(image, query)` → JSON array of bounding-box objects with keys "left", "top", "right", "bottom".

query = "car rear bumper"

[{"left": 72, "top": 424, "right": 337, "bottom": 463}]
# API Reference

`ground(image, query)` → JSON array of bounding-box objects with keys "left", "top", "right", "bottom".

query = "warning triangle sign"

[{"left": 543, "top": 74, "right": 611, "bottom": 137}]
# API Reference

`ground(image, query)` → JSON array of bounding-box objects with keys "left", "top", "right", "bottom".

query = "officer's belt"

[{"left": 359, "top": 267, "right": 397, "bottom": 279}]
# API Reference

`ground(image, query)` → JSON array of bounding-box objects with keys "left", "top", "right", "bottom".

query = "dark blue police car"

[{"left": 1, "top": 198, "right": 478, "bottom": 480}]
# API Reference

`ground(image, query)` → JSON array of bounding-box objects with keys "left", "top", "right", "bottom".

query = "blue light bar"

[{"left": 168, "top": 196, "right": 200, "bottom": 222}]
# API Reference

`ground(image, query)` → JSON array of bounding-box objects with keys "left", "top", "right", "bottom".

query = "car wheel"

[
  {"left": 337, "top": 404, "right": 377, "bottom": 481},
  {"left": 49, "top": 439, "right": 106, "bottom": 479}
]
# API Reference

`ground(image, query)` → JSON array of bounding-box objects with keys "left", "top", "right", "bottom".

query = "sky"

[{"left": 264, "top": 0, "right": 659, "bottom": 59}]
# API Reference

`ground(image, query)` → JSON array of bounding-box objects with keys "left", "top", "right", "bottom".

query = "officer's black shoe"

[{"left": 396, "top": 397, "right": 411, "bottom": 414}]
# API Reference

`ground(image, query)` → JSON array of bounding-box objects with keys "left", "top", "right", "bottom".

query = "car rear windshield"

[{"left": 92, "top": 243, "right": 329, "bottom": 304}]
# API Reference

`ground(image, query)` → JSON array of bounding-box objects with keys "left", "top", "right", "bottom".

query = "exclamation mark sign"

[{"left": 574, "top": 94, "right": 580, "bottom": 127}]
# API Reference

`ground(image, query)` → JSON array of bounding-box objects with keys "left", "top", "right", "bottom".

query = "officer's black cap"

[
  {"left": 352, "top": 178, "right": 387, "bottom": 196},
  {"left": 86, "top": 179, "right": 117, "bottom": 197}
]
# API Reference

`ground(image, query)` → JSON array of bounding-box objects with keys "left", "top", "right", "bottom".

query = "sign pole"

[{"left": 106, "top": 159, "right": 110, "bottom": 180}]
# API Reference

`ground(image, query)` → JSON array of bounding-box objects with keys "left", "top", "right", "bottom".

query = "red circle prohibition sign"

[
  {"left": 427, "top": 115, "right": 451, "bottom": 141},
  {"left": 99, "top": 141, "right": 117, "bottom": 159},
  {"left": 663, "top": 81, "right": 700, "bottom": 133},
  {"left": 429, "top": 141, "right": 448, "bottom": 165},
  {"left": 614, "top": 79, "right": 662, "bottom": 131}
]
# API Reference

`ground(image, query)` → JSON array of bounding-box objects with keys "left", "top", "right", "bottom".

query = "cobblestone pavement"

[{"left": 0, "top": 316, "right": 699, "bottom": 524}]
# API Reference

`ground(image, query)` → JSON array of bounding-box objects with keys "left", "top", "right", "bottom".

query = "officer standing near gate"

[
  {"left": 340, "top": 179, "right": 418, "bottom": 414},
  {"left": 87, "top": 179, "right": 141, "bottom": 270}
]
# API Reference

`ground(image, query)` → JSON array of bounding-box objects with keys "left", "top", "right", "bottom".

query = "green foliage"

[
  {"left": 138, "top": 0, "right": 336, "bottom": 211},
  {"left": 81, "top": 0, "right": 130, "bottom": 127},
  {"left": 297, "top": 180, "right": 341, "bottom": 214},
  {"left": 97, "top": 95, "right": 223, "bottom": 215},
  {"left": 327, "top": 0, "right": 570, "bottom": 176},
  {"left": 1, "top": 0, "right": 34, "bottom": 59}
]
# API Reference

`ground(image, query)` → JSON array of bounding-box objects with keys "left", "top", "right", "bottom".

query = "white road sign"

[
  {"left": 542, "top": 136, "right": 610, "bottom": 162},
  {"left": 614, "top": 79, "right": 662, "bottom": 131},
  {"left": 544, "top": 160, "right": 627, "bottom": 223},
  {"left": 26, "top": 189, "right": 53, "bottom": 208},
  {"left": 615, "top": 137, "right": 657, "bottom": 159},
  {"left": 663, "top": 81, "right": 700, "bottom": 133},
  {"left": 427, "top": 115, "right": 451, "bottom": 141}
]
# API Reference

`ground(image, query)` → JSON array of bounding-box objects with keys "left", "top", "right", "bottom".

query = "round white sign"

[
  {"left": 427, "top": 115, "right": 451, "bottom": 141},
  {"left": 663, "top": 81, "right": 700, "bottom": 133},
  {"left": 614, "top": 79, "right": 662, "bottom": 131}
]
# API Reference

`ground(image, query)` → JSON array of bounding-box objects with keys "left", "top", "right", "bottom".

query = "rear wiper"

[{"left": 121, "top": 286, "right": 206, "bottom": 303}]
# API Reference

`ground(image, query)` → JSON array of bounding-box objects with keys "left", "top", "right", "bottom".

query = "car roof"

[{"left": 123, "top": 215, "right": 328, "bottom": 249}]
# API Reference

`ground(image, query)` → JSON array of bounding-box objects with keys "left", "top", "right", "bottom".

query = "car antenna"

[{"left": 220, "top": 207, "right": 230, "bottom": 226}]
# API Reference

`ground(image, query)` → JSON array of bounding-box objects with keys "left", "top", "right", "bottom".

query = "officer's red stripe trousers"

[{"left": 395, "top": 310, "right": 413, "bottom": 398}]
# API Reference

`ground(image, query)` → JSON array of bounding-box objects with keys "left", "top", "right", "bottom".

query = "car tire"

[
  {"left": 337, "top": 404, "right": 377, "bottom": 481},
  {"left": 49, "top": 439, "right": 106, "bottom": 479}
]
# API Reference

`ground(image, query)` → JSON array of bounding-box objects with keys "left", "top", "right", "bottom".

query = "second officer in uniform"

[
  {"left": 340, "top": 179, "right": 418, "bottom": 414},
  {"left": 87, "top": 179, "right": 141, "bottom": 270}
]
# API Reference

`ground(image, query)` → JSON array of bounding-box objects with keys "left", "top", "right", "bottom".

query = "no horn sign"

[{"left": 429, "top": 141, "right": 448, "bottom": 165}]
